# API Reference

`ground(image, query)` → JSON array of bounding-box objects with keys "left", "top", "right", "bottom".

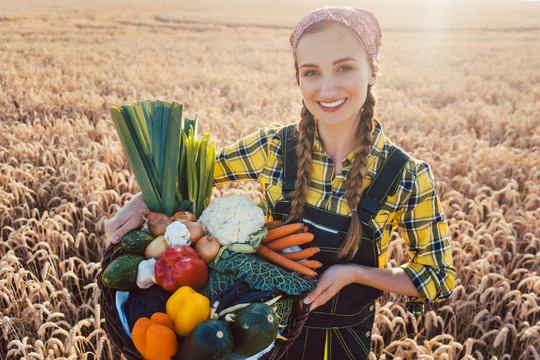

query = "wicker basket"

[{"left": 99, "top": 242, "right": 310, "bottom": 360}]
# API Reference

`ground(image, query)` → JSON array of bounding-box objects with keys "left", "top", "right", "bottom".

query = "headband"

[{"left": 290, "top": 6, "right": 382, "bottom": 77}]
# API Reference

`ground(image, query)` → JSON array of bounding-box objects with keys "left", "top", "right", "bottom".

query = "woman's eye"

[
  {"left": 338, "top": 66, "right": 352, "bottom": 72},
  {"left": 303, "top": 70, "right": 318, "bottom": 77}
]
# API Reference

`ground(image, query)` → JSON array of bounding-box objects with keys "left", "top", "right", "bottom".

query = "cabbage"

[{"left": 200, "top": 252, "right": 315, "bottom": 324}]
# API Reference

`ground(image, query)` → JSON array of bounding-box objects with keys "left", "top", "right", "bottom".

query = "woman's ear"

[{"left": 368, "top": 63, "right": 377, "bottom": 86}]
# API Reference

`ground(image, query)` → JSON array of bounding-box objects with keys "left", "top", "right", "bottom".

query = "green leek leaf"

[{"left": 109, "top": 100, "right": 215, "bottom": 219}]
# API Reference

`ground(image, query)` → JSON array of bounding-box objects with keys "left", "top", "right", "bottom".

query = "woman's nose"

[{"left": 319, "top": 75, "right": 338, "bottom": 98}]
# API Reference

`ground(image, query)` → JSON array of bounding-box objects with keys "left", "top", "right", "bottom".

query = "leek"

[{"left": 108, "top": 100, "right": 215, "bottom": 218}]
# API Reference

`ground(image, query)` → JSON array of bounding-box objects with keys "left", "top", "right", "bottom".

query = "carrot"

[
  {"left": 255, "top": 244, "right": 317, "bottom": 277},
  {"left": 281, "top": 247, "right": 320, "bottom": 261},
  {"left": 263, "top": 223, "right": 304, "bottom": 243},
  {"left": 294, "top": 225, "right": 309, "bottom": 234},
  {"left": 265, "top": 233, "right": 314, "bottom": 251},
  {"left": 264, "top": 220, "right": 282, "bottom": 228},
  {"left": 297, "top": 260, "right": 322, "bottom": 269}
]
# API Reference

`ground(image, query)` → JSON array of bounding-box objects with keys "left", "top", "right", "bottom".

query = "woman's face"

[{"left": 295, "top": 22, "right": 375, "bottom": 129}]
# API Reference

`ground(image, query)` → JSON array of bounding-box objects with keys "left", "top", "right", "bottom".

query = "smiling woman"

[
  {"left": 295, "top": 21, "right": 376, "bottom": 174},
  {"left": 105, "top": 6, "right": 456, "bottom": 360}
]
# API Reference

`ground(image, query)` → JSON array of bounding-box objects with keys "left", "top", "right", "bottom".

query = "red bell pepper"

[{"left": 154, "top": 245, "right": 208, "bottom": 292}]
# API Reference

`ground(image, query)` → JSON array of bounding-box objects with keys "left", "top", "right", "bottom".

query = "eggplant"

[{"left": 124, "top": 284, "right": 171, "bottom": 331}]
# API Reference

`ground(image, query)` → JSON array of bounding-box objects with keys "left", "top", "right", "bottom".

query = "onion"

[
  {"left": 141, "top": 209, "right": 170, "bottom": 236},
  {"left": 195, "top": 236, "right": 221, "bottom": 264},
  {"left": 170, "top": 211, "right": 197, "bottom": 222}
]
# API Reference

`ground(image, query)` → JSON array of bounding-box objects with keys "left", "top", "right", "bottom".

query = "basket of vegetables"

[{"left": 99, "top": 100, "right": 317, "bottom": 360}]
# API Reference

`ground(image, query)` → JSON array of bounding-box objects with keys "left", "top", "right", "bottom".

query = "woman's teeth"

[{"left": 319, "top": 98, "right": 346, "bottom": 108}]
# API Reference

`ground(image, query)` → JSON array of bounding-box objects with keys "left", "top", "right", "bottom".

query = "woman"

[{"left": 105, "top": 7, "right": 455, "bottom": 359}]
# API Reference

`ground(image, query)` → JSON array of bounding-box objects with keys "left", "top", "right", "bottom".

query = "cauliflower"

[{"left": 198, "top": 194, "right": 265, "bottom": 245}]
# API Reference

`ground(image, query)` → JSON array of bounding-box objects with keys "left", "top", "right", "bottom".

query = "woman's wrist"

[
  {"left": 131, "top": 192, "right": 148, "bottom": 209},
  {"left": 346, "top": 264, "right": 368, "bottom": 285}
]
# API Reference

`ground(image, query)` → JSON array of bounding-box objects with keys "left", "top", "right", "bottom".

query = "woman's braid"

[
  {"left": 339, "top": 85, "right": 376, "bottom": 258},
  {"left": 287, "top": 104, "right": 316, "bottom": 221}
]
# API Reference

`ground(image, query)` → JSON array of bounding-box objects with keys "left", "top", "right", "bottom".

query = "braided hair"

[
  {"left": 339, "top": 87, "right": 375, "bottom": 258},
  {"left": 286, "top": 87, "right": 376, "bottom": 259},
  {"left": 287, "top": 103, "right": 316, "bottom": 221}
]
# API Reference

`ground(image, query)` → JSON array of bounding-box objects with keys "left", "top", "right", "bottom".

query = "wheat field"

[{"left": 1, "top": 0, "right": 539, "bottom": 359}]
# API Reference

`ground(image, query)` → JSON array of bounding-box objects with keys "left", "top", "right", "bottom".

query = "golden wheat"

[{"left": 1, "top": 1, "right": 539, "bottom": 359}]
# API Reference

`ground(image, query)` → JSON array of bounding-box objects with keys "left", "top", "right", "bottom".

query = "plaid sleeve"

[
  {"left": 213, "top": 124, "right": 282, "bottom": 186},
  {"left": 396, "top": 161, "right": 456, "bottom": 315}
]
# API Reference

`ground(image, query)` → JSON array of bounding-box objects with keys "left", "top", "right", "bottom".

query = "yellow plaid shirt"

[{"left": 213, "top": 121, "right": 456, "bottom": 313}]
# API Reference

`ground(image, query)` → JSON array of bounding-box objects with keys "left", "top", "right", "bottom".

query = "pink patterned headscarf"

[{"left": 290, "top": 6, "right": 382, "bottom": 77}]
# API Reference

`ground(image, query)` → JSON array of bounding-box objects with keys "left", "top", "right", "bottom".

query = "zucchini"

[
  {"left": 176, "top": 319, "right": 233, "bottom": 360},
  {"left": 228, "top": 303, "right": 279, "bottom": 357},
  {"left": 102, "top": 254, "right": 144, "bottom": 289},
  {"left": 121, "top": 230, "right": 155, "bottom": 255}
]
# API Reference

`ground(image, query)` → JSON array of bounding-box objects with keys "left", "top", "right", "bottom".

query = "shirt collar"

[{"left": 312, "top": 126, "right": 324, "bottom": 153}]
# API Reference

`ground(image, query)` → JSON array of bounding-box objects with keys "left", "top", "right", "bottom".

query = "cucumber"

[
  {"left": 228, "top": 303, "right": 279, "bottom": 357},
  {"left": 102, "top": 254, "right": 144, "bottom": 289},
  {"left": 176, "top": 319, "right": 233, "bottom": 360},
  {"left": 121, "top": 230, "right": 154, "bottom": 255}
]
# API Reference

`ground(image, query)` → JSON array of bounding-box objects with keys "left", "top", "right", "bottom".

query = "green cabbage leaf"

[{"left": 208, "top": 252, "right": 315, "bottom": 296}]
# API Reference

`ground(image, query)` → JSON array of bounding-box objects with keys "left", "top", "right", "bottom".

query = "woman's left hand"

[{"left": 303, "top": 264, "right": 357, "bottom": 311}]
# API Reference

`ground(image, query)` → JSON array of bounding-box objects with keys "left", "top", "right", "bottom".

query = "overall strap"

[
  {"left": 356, "top": 147, "right": 409, "bottom": 223},
  {"left": 280, "top": 124, "right": 410, "bottom": 224},
  {"left": 281, "top": 124, "right": 300, "bottom": 193}
]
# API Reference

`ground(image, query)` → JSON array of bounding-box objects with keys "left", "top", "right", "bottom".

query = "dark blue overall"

[{"left": 271, "top": 125, "right": 409, "bottom": 360}]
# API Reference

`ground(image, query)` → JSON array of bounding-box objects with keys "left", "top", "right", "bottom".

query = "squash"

[
  {"left": 176, "top": 319, "right": 233, "bottom": 360},
  {"left": 101, "top": 254, "right": 144, "bottom": 289},
  {"left": 121, "top": 230, "right": 155, "bottom": 255},
  {"left": 228, "top": 303, "right": 279, "bottom": 357}
]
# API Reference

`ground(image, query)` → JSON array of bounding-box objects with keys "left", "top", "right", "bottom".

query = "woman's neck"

[{"left": 317, "top": 121, "right": 360, "bottom": 173}]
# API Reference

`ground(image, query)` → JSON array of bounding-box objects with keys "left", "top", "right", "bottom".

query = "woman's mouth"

[{"left": 317, "top": 98, "right": 347, "bottom": 112}]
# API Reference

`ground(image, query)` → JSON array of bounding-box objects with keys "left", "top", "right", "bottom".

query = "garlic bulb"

[
  {"left": 137, "top": 258, "right": 157, "bottom": 289},
  {"left": 164, "top": 221, "right": 191, "bottom": 247}
]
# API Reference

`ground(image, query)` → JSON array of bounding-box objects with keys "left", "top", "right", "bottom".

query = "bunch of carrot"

[{"left": 254, "top": 222, "right": 321, "bottom": 277}]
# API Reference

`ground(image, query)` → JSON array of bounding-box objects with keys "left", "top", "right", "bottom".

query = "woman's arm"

[
  {"left": 305, "top": 160, "right": 455, "bottom": 312},
  {"left": 213, "top": 124, "right": 282, "bottom": 186},
  {"left": 396, "top": 161, "right": 456, "bottom": 312},
  {"left": 304, "top": 264, "right": 420, "bottom": 310}
]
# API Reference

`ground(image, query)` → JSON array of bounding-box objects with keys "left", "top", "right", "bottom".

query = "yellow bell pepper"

[{"left": 166, "top": 286, "right": 211, "bottom": 336}]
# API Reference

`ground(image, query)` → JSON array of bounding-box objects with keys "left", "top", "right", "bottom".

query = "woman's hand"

[
  {"left": 104, "top": 192, "right": 148, "bottom": 245},
  {"left": 303, "top": 264, "right": 421, "bottom": 310},
  {"left": 303, "top": 264, "right": 356, "bottom": 311}
]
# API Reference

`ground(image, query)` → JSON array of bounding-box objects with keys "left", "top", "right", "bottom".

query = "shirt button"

[{"left": 366, "top": 331, "right": 370, "bottom": 337}]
